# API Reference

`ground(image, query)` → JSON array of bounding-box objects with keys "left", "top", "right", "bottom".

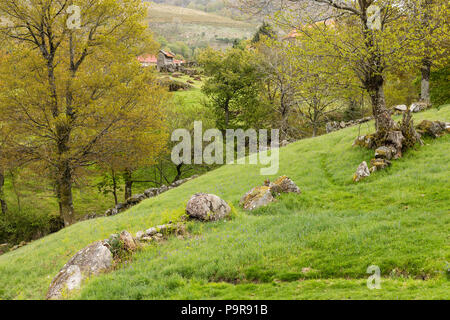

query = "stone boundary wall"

[{"left": 90, "top": 175, "right": 200, "bottom": 219}]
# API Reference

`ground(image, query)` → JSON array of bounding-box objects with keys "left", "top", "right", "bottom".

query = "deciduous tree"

[{"left": 0, "top": 0, "right": 164, "bottom": 225}]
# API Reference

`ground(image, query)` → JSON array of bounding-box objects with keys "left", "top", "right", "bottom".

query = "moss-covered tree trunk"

[
  {"left": 56, "top": 160, "right": 75, "bottom": 226},
  {"left": 367, "top": 77, "right": 396, "bottom": 132}
]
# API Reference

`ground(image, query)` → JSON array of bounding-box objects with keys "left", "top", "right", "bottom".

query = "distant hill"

[{"left": 146, "top": 3, "right": 257, "bottom": 50}]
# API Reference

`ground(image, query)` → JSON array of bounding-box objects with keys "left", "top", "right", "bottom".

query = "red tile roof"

[
  {"left": 160, "top": 50, "right": 175, "bottom": 58},
  {"left": 137, "top": 54, "right": 157, "bottom": 64}
]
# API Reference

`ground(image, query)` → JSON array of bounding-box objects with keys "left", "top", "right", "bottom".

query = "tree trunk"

[
  {"left": 0, "top": 168, "right": 7, "bottom": 214},
  {"left": 123, "top": 168, "right": 133, "bottom": 200},
  {"left": 56, "top": 161, "right": 75, "bottom": 226},
  {"left": 367, "top": 76, "right": 396, "bottom": 132},
  {"left": 111, "top": 169, "right": 118, "bottom": 206},
  {"left": 420, "top": 58, "right": 431, "bottom": 105},
  {"left": 359, "top": 7, "right": 396, "bottom": 134},
  {"left": 173, "top": 163, "right": 183, "bottom": 183},
  {"left": 312, "top": 124, "right": 317, "bottom": 137},
  {"left": 224, "top": 102, "right": 230, "bottom": 129}
]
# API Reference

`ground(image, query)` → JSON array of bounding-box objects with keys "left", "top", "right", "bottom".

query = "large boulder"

[
  {"left": 46, "top": 241, "right": 112, "bottom": 300},
  {"left": 240, "top": 186, "right": 275, "bottom": 210},
  {"left": 186, "top": 193, "right": 231, "bottom": 221},
  {"left": 353, "top": 161, "right": 370, "bottom": 182}
]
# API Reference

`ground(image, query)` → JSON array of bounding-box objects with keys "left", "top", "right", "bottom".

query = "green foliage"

[
  {"left": 430, "top": 65, "right": 450, "bottom": 106},
  {"left": 97, "top": 172, "right": 123, "bottom": 198},
  {"left": 252, "top": 22, "right": 275, "bottom": 43},
  {"left": 198, "top": 46, "right": 265, "bottom": 130}
]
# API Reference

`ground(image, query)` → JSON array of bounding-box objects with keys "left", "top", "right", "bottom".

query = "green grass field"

[{"left": 0, "top": 106, "right": 449, "bottom": 300}]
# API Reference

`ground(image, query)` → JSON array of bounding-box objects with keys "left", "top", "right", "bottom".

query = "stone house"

[{"left": 157, "top": 50, "right": 176, "bottom": 72}]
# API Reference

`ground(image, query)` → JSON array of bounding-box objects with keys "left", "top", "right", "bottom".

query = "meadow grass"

[
  {"left": 0, "top": 106, "right": 448, "bottom": 300},
  {"left": 146, "top": 3, "right": 252, "bottom": 28}
]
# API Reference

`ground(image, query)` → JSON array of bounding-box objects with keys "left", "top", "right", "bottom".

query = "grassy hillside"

[
  {"left": 0, "top": 106, "right": 449, "bottom": 300},
  {"left": 146, "top": 3, "right": 256, "bottom": 49},
  {"left": 147, "top": 3, "right": 251, "bottom": 27}
]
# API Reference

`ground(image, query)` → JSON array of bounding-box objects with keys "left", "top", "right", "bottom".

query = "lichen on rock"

[
  {"left": 186, "top": 193, "right": 231, "bottom": 221},
  {"left": 239, "top": 185, "right": 275, "bottom": 211},
  {"left": 353, "top": 161, "right": 370, "bottom": 182},
  {"left": 46, "top": 241, "right": 113, "bottom": 300},
  {"left": 270, "top": 176, "right": 301, "bottom": 194}
]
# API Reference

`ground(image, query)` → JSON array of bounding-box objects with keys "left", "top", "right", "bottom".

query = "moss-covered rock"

[
  {"left": 416, "top": 120, "right": 448, "bottom": 138},
  {"left": 270, "top": 176, "right": 301, "bottom": 194},
  {"left": 353, "top": 134, "right": 376, "bottom": 149},
  {"left": 353, "top": 161, "right": 370, "bottom": 182},
  {"left": 239, "top": 186, "right": 275, "bottom": 211},
  {"left": 374, "top": 146, "right": 396, "bottom": 160},
  {"left": 369, "top": 158, "right": 391, "bottom": 173}
]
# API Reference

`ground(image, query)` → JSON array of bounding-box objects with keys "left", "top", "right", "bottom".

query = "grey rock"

[
  {"left": 270, "top": 176, "right": 301, "bottom": 194},
  {"left": 145, "top": 227, "right": 157, "bottom": 236},
  {"left": 370, "top": 158, "right": 391, "bottom": 173},
  {"left": 239, "top": 186, "right": 275, "bottom": 210},
  {"left": 394, "top": 105, "right": 407, "bottom": 112},
  {"left": 410, "top": 102, "right": 429, "bottom": 113},
  {"left": 374, "top": 146, "right": 396, "bottom": 160},
  {"left": 119, "top": 231, "right": 137, "bottom": 251},
  {"left": 135, "top": 231, "right": 145, "bottom": 240},
  {"left": 353, "top": 161, "right": 370, "bottom": 182},
  {"left": 46, "top": 241, "right": 112, "bottom": 300},
  {"left": 186, "top": 193, "right": 231, "bottom": 221}
]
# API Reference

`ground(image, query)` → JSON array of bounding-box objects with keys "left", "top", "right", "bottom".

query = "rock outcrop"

[
  {"left": 240, "top": 176, "right": 301, "bottom": 210},
  {"left": 186, "top": 193, "right": 231, "bottom": 221},
  {"left": 240, "top": 186, "right": 275, "bottom": 211},
  {"left": 47, "top": 221, "right": 189, "bottom": 299},
  {"left": 46, "top": 241, "right": 113, "bottom": 300},
  {"left": 269, "top": 176, "right": 301, "bottom": 195}
]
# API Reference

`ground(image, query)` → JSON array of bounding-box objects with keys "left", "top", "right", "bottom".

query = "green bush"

[
  {"left": 0, "top": 210, "right": 63, "bottom": 244},
  {"left": 430, "top": 65, "right": 450, "bottom": 107}
]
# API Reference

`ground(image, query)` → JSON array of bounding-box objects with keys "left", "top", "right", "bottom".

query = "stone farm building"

[
  {"left": 157, "top": 50, "right": 185, "bottom": 72},
  {"left": 138, "top": 50, "right": 185, "bottom": 72}
]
